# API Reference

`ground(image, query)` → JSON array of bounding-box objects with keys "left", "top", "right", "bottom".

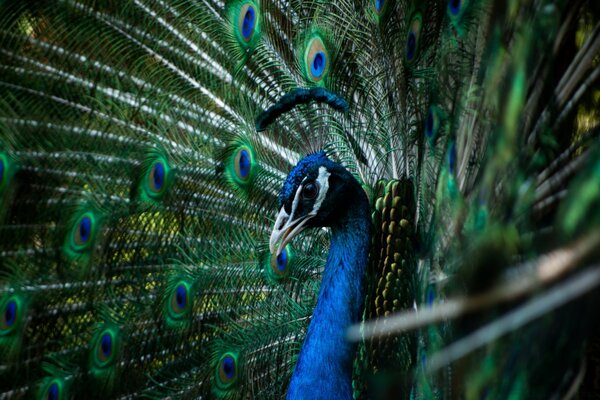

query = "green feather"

[
  {"left": 138, "top": 150, "right": 174, "bottom": 204},
  {"left": 89, "top": 323, "right": 121, "bottom": 392},
  {"left": 228, "top": 0, "right": 262, "bottom": 50},
  {"left": 299, "top": 29, "right": 331, "bottom": 86},
  {"left": 0, "top": 292, "right": 27, "bottom": 360},
  {"left": 62, "top": 206, "right": 102, "bottom": 272},
  {"left": 36, "top": 376, "right": 68, "bottom": 400},
  {"left": 163, "top": 277, "right": 194, "bottom": 329}
]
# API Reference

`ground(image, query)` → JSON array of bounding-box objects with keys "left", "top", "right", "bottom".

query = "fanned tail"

[{"left": 0, "top": 0, "right": 599, "bottom": 399}]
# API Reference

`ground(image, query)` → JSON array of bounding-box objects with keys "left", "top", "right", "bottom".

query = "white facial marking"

[
  {"left": 289, "top": 178, "right": 304, "bottom": 222},
  {"left": 310, "top": 166, "right": 330, "bottom": 216},
  {"left": 269, "top": 167, "right": 331, "bottom": 255}
]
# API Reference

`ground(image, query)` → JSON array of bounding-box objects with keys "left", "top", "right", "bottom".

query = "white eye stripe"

[
  {"left": 289, "top": 180, "right": 304, "bottom": 222},
  {"left": 310, "top": 166, "right": 330, "bottom": 216}
]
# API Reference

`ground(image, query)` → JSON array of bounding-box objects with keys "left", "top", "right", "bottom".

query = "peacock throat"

[{"left": 268, "top": 152, "right": 372, "bottom": 397}]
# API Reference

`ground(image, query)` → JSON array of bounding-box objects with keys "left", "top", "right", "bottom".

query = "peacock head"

[{"left": 269, "top": 151, "right": 366, "bottom": 256}]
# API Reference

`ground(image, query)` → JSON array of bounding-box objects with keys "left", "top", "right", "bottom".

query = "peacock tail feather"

[{"left": 0, "top": 0, "right": 599, "bottom": 398}]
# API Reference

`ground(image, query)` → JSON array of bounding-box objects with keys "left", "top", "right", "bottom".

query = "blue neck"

[{"left": 287, "top": 201, "right": 371, "bottom": 399}]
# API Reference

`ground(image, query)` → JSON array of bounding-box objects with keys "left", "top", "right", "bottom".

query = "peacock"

[{"left": 1, "top": 0, "right": 600, "bottom": 398}]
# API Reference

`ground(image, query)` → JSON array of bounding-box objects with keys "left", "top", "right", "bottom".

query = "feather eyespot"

[
  {"left": 239, "top": 3, "right": 256, "bottom": 42},
  {"left": 47, "top": 382, "right": 59, "bottom": 400},
  {"left": 301, "top": 182, "right": 318, "bottom": 200},
  {"left": 232, "top": 146, "right": 254, "bottom": 184},
  {"left": 311, "top": 52, "right": 325, "bottom": 78},
  {"left": 219, "top": 354, "right": 236, "bottom": 382},
  {"left": 222, "top": 356, "right": 235, "bottom": 379},
  {"left": 40, "top": 378, "right": 64, "bottom": 400},
  {"left": 149, "top": 161, "right": 165, "bottom": 193},
  {"left": 141, "top": 155, "right": 171, "bottom": 202},
  {"left": 406, "top": 14, "right": 422, "bottom": 62},
  {"left": 73, "top": 213, "right": 94, "bottom": 249},
  {"left": 169, "top": 282, "right": 191, "bottom": 318},
  {"left": 93, "top": 329, "right": 118, "bottom": 368},
  {"left": 305, "top": 37, "right": 328, "bottom": 83},
  {"left": 90, "top": 326, "right": 120, "bottom": 380},
  {"left": 275, "top": 250, "right": 287, "bottom": 273},
  {"left": 175, "top": 284, "right": 187, "bottom": 310},
  {"left": 64, "top": 210, "right": 99, "bottom": 264},
  {"left": 216, "top": 353, "right": 239, "bottom": 389},
  {"left": 448, "top": 0, "right": 467, "bottom": 17},
  {"left": 1, "top": 298, "right": 18, "bottom": 332},
  {"left": 265, "top": 245, "right": 293, "bottom": 281},
  {"left": 270, "top": 247, "right": 289, "bottom": 277},
  {"left": 98, "top": 332, "right": 113, "bottom": 362},
  {"left": 227, "top": 144, "right": 256, "bottom": 189},
  {"left": 373, "top": 0, "right": 391, "bottom": 19},
  {"left": 236, "top": 148, "right": 251, "bottom": 180},
  {"left": 234, "top": 1, "right": 260, "bottom": 47},
  {"left": 4, "top": 300, "right": 16, "bottom": 327}
]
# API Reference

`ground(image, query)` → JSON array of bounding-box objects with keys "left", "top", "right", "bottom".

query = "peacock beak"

[{"left": 269, "top": 206, "right": 314, "bottom": 256}]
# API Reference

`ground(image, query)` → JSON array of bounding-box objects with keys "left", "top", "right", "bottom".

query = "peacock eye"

[
  {"left": 216, "top": 352, "right": 239, "bottom": 388},
  {"left": 73, "top": 213, "right": 94, "bottom": 248},
  {"left": 47, "top": 382, "right": 59, "bottom": 400},
  {"left": 175, "top": 284, "right": 187, "bottom": 309},
  {"left": 4, "top": 299, "right": 16, "bottom": 327},
  {"left": 94, "top": 330, "right": 117, "bottom": 366},
  {"left": 2, "top": 298, "right": 18, "bottom": 331},
  {"left": 149, "top": 161, "right": 165, "bottom": 192},
  {"left": 170, "top": 282, "right": 190, "bottom": 317},
  {"left": 406, "top": 14, "right": 422, "bottom": 62},
  {"left": 232, "top": 146, "right": 254, "bottom": 184},
  {"left": 373, "top": 0, "right": 390, "bottom": 19},
  {"left": 270, "top": 247, "right": 288, "bottom": 276},
  {"left": 304, "top": 36, "right": 328, "bottom": 83},
  {"left": 141, "top": 154, "right": 172, "bottom": 202},
  {"left": 234, "top": 1, "right": 260, "bottom": 48},
  {"left": 448, "top": 0, "right": 467, "bottom": 17},
  {"left": 301, "top": 182, "right": 318, "bottom": 200},
  {"left": 99, "top": 333, "right": 113, "bottom": 360},
  {"left": 239, "top": 4, "right": 256, "bottom": 42},
  {"left": 90, "top": 326, "right": 120, "bottom": 375}
]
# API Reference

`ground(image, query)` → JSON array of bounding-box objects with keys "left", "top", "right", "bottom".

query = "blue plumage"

[
  {"left": 448, "top": 0, "right": 463, "bottom": 16},
  {"left": 78, "top": 216, "right": 92, "bottom": 243},
  {"left": 100, "top": 334, "right": 112, "bottom": 360},
  {"left": 3, "top": 300, "right": 16, "bottom": 327},
  {"left": 152, "top": 161, "right": 165, "bottom": 191},
  {"left": 241, "top": 6, "right": 256, "bottom": 40},
  {"left": 280, "top": 155, "right": 372, "bottom": 399},
  {"left": 238, "top": 149, "right": 251, "bottom": 179},
  {"left": 276, "top": 250, "right": 288, "bottom": 272}
]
